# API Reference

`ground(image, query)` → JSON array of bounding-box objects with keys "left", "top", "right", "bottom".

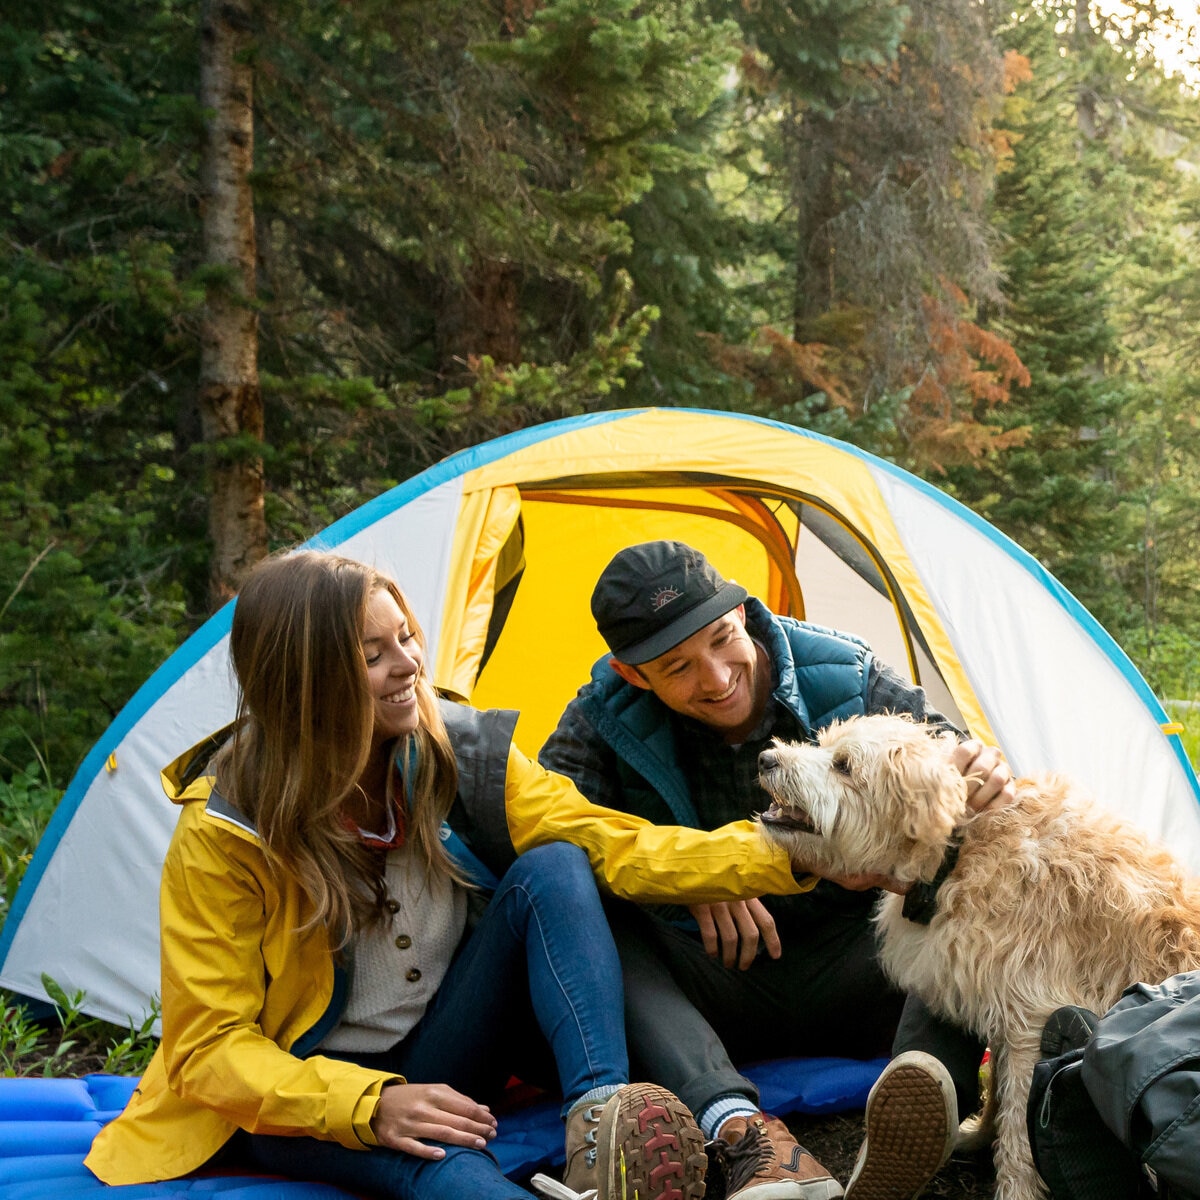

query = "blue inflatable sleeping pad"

[{"left": 0, "top": 1058, "right": 884, "bottom": 1198}]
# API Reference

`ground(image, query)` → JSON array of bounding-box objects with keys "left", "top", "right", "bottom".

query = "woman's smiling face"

[{"left": 362, "top": 587, "right": 423, "bottom": 743}]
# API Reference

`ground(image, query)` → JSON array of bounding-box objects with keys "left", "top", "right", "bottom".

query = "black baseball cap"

[{"left": 591, "top": 541, "right": 748, "bottom": 665}]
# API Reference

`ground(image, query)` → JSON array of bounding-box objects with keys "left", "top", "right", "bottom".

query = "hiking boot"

[
  {"left": 543, "top": 1082, "right": 708, "bottom": 1200},
  {"left": 843, "top": 1052, "right": 957, "bottom": 1200},
  {"left": 712, "top": 1113, "right": 843, "bottom": 1199},
  {"left": 1039, "top": 1006, "right": 1100, "bottom": 1060}
]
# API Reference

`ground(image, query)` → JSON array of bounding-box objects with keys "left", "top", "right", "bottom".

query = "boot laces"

[{"left": 714, "top": 1124, "right": 774, "bottom": 1193}]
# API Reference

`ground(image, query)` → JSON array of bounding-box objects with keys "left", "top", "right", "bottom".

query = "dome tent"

[{"left": 2, "top": 406, "right": 1197, "bottom": 1029}]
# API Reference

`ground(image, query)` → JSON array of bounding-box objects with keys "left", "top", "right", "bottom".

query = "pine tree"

[
  {"left": 950, "top": 0, "right": 1200, "bottom": 682},
  {"left": 0, "top": 0, "right": 201, "bottom": 779},
  {"left": 946, "top": 9, "right": 1127, "bottom": 622},
  {"left": 694, "top": 0, "right": 1026, "bottom": 470},
  {"left": 198, "top": 0, "right": 267, "bottom": 604}
]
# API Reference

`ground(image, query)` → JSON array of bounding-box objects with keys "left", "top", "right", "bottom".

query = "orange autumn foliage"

[
  {"left": 703, "top": 283, "right": 1031, "bottom": 473},
  {"left": 897, "top": 284, "right": 1032, "bottom": 470}
]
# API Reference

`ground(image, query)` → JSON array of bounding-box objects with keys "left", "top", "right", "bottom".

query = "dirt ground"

[{"left": 785, "top": 1110, "right": 997, "bottom": 1198}]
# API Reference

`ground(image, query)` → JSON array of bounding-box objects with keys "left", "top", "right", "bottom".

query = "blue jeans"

[{"left": 242, "top": 842, "right": 628, "bottom": 1200}]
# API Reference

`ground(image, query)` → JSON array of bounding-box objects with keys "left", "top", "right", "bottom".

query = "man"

[{"left": 539, "top": 541, "right": 1015, "bottom": 1200}]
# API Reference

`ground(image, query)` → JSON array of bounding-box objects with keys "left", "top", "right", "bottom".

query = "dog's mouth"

[{"left": 758, "top": 802, "right": 819, "bottom": 835}]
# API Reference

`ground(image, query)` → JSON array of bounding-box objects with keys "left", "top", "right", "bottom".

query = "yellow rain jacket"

[{"left": 86, "top": 703, "right": 803, "bottom": 1185}]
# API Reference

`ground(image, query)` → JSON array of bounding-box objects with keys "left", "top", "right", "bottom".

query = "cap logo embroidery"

[{"left": 650, "top": 586, "right": 683, "bottom": 611}]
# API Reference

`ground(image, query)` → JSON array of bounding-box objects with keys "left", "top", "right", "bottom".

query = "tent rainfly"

[{"left": 3, "top": 407, "right": 1197, "bottom": 1028}]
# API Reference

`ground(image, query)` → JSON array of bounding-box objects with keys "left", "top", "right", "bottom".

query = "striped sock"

[
  {"left": 566, "top": 1083, "right": 621, "bottom": 1119},
  {"left": 695, "top": 1094, "right": 760, "bottom": 1141}
]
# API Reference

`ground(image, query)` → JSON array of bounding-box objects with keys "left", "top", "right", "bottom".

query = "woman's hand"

[{"left": 370, "top": 1082, "right": 498, "bottom": 1159}]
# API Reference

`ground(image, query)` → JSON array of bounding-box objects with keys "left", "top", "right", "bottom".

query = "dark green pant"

[{"left": 607, "top": 896, "right": 985, "bottom": 1121}]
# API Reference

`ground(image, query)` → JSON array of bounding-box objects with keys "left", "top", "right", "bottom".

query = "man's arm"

[
  {"left": 510, "top": 743, "right": 809, "bottom": 902},
  {"left": 865, "top": 661, "right": 959, "bottom": 732}
]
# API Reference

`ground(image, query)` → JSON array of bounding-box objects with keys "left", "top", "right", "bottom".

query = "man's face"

[{"left": 612, "top": 605, "right": 767, "bottom": 740}]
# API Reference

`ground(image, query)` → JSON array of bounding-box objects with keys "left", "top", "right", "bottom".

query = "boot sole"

[
  {"left": 844, "top": 1052, "right": 956, "bottom": 1200},
  {"left": 600, "top": 1083, "right": 708, "bottom": 1200}
]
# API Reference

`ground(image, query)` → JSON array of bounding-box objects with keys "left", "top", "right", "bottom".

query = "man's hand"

[
  {"left": 370, "top": 1082, "right": 497, "bottom": 1159},
  {"left": 821, "top": 870, "right": 911, "bottom": 895},
  {"left": 690, "top": 898, "right": 782, "bottom": 970},
  {"left": 953, "top": 739, "right": 1016, "bottom": 814}
]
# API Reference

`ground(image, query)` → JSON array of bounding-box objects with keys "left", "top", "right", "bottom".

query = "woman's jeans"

[{"left": 242, "top": 842, "right": 628, "bottom": 1200}]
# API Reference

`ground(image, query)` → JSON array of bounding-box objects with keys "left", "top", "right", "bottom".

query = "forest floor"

[{"left": 786, "top": 1109, "right": 997, "bottom": 1198}]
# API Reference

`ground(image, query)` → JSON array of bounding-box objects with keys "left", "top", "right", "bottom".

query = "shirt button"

[
  {"left": 385, "top": 900, "right": 400, "bottom": 914},
  {"left": 405, "top": 968, "right": 422, "bottom": 983},
  {"left": 394, "top": 934, "right": 413, "bottom": 950}
]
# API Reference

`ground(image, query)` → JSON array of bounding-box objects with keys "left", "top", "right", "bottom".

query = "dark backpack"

[
  {"left": 1081, "top": 972, "right": 1200, "bottom": 1200},
  {"left": 1028, "top": 1047, "right": 1147, "bottom": 1200}
]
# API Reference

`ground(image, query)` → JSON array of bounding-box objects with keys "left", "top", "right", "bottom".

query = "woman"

[{"left": 85, "top": 550, "right": 706, "bottom": 1200}]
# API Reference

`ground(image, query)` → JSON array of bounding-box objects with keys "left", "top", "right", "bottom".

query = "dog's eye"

[{"left": 832, "top": 752, "right": 852, "bottom": 776}]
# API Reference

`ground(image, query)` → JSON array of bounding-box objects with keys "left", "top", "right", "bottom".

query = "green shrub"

[
  {"left": 0, "top": 761, "right": 61, "bottom": 924},
  {"left": 1164, "top": 700, "right": 1200, "bottom": 774},
  {"left": 0, "top": 975, "right": 159, "bottom": 1078}
]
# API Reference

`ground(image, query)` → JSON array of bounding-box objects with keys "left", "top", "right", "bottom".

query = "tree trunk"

[
  {"left": 1074, "top": 0, "right": 1098, "bottom": 139},
  {"left": 198, "top": 0, "right": 267, "bottom": 608},
  {"left": 790, "top": 103, "right": 837, "bottom": 338},
  {"left": 436, "top": 259, "right": 522, "bottom": 382}
]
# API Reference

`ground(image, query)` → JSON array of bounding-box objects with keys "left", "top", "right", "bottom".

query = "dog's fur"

[{"left": 756, "top": 713, "right": 1200, "bottom": 1200}]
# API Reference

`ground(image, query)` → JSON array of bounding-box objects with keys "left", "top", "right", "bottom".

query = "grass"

[
  {"left": 1, "top": 975, "right": 159, "bottom": 1078},
  {"left": 1165, "top": 699, "right": 1200, "bottom": 769}
]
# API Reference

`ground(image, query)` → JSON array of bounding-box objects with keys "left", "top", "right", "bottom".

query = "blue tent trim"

[
  {"left": 0, "top": 1061, "right": 885, "bottom": 1199},
  {"left": 7, "top": 407, "right": 1196, "bottom": 975}
]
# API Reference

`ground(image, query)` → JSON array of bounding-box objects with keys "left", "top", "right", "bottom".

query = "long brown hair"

[{"left": 212, "top": 550, "right": 459, "bottom": 942}]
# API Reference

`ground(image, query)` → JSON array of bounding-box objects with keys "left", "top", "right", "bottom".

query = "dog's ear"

[{"left": 886, "top": 732, "right": 968, "bottom": 878}]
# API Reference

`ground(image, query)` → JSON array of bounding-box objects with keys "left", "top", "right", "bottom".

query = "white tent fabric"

[
  {"left": 2, "top": 408, "right": 1196, "bottom": 1029},
  {"left": 870, "top": 464, "right": 1198, "bottom": 852}
]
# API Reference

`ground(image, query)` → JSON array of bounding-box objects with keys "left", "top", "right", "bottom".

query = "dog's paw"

[{"left": 954, "top": 1110, "right": 995, "bottom": 1154}]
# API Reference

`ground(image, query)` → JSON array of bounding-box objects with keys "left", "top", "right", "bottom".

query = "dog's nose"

[{"left": 759, "top": 747, "right": 778, "bottom": 772}]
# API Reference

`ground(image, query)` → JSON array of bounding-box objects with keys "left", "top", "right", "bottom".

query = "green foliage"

[
  {"left": 945, "top": 10, "right": 1126, "bottom": 622},
  {"left": 260, "top": 273, "right": 658, "bottom": 543},
  {"left": 477, "top": 0, "right": 737, "bottom": 222},
  {"left": 1125, "top": 626, "right": 1200, "bottom": 707},
  {"left": 709, "top": 0, "right": 907, "bottom": 109},
  {"left": 252, "top": 0, "right": 733, "bottom": 386},
  {"left": 674, "top": 0, "right": 1019, "bottom": 458},
  {"left": 1, "top": 0, "right": 745, "bottom": 790},
  {"left": 0, "top": 0, "right": 205, "bottom": 785},
  {"left": 611, "top": 94, "right": 765, "bottom": 409},
  {"left": 416, "top": 276, "right": 658, "bottom": 451},
  {"left": 0, "top": 997, "right": 42, "bottom": 1076},
  {"left": 0, "top": 760, "right": 60, "bottom": 921},
  {"left": 0, "top": 977, "right": 159, "bottom": 1077},
  {"left": 1164, "top": 702, "right": 1200, "bottom": 775},
  {"left": 945, "top": 5, "right": 1200, "bottom": 658}
]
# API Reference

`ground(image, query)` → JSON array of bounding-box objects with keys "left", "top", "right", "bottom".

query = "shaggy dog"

[{"left": 756, "top": 713, "right": 1200, "bottom": 1200}]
